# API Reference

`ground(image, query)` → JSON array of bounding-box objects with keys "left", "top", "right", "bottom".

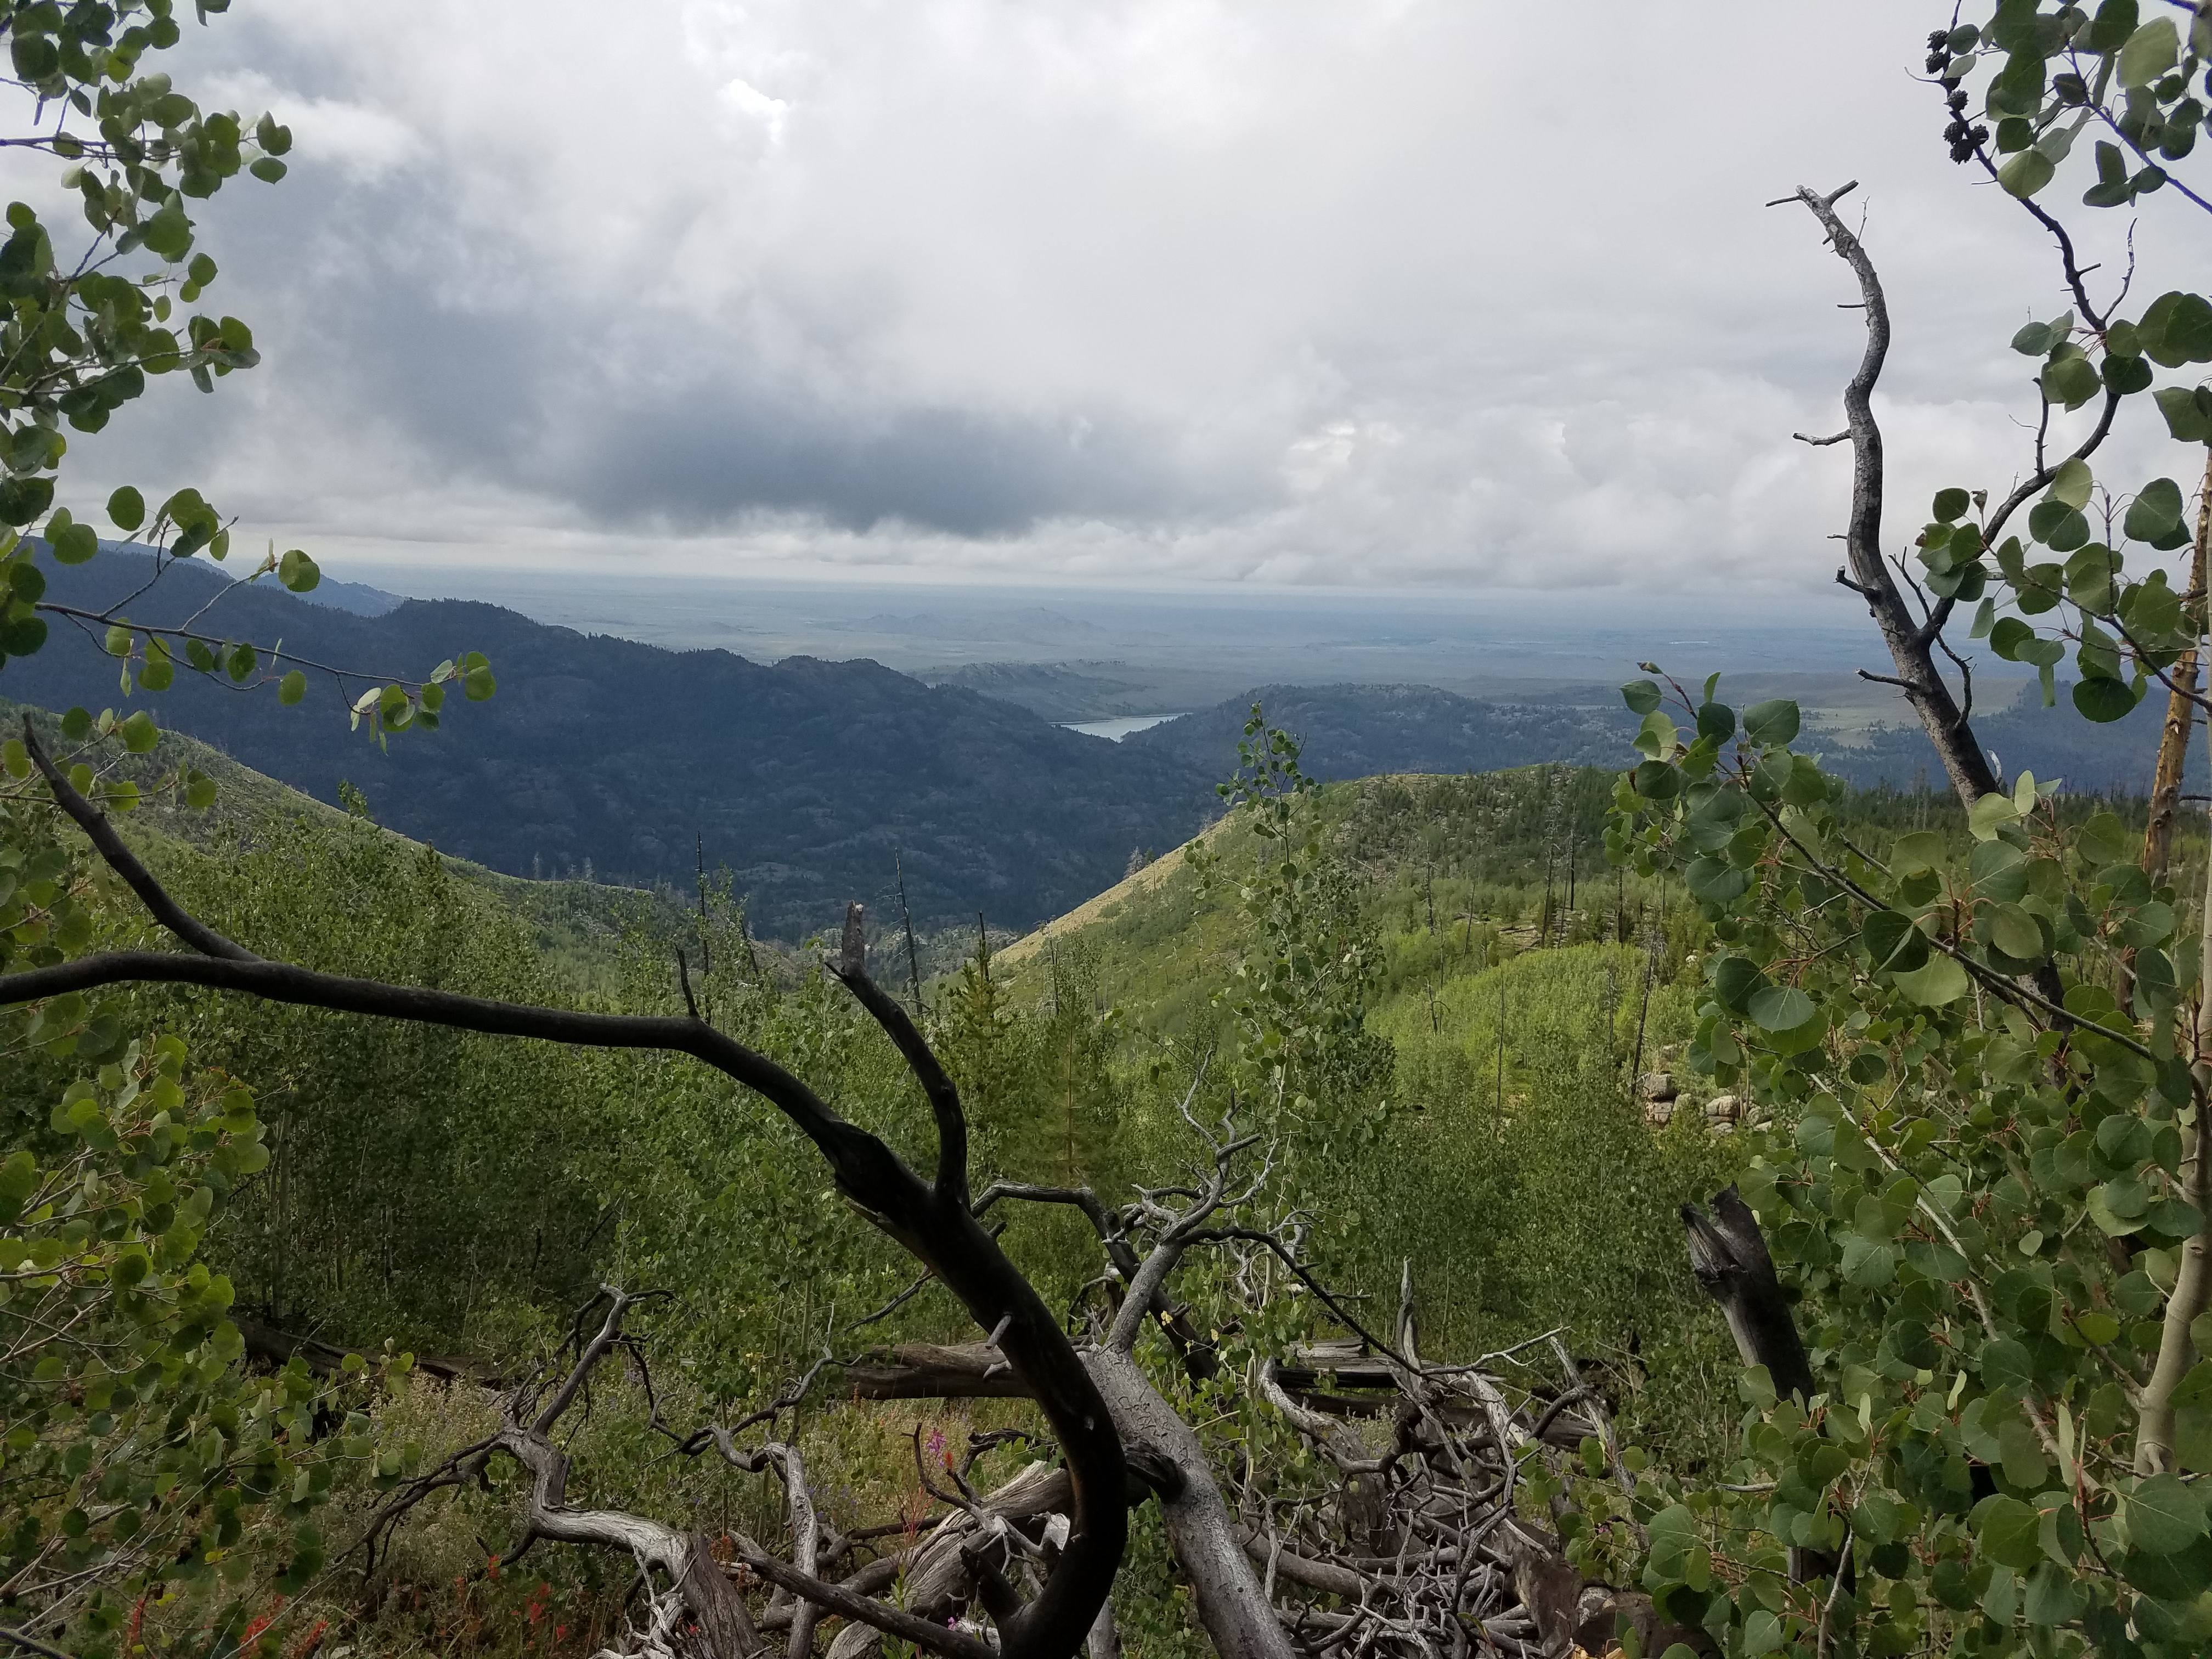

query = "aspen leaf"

[{"left": 1894, "top": 956, "right": 1970, "bottom": 1007}]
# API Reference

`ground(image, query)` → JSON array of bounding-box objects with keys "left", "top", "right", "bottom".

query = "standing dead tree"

[
  {"left": 0, "top": 718, "right": 1125, "bottom": 1659},
  {"left": 1783, "top": 180, "right": 2001, "bottom": 806}
]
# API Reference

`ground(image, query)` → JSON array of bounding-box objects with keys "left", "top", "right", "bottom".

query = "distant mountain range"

[
  {"left": 8, "top": 551, "right": 1215, "bottom": 938},
  {"left": 296, "top": 573, "right": 404, "bottom": 617},
  {"left": 1126, "top": 682, "right": 1639, "bottom": 777},
  {"left": 3, "top": 550, "right": 2185, "bottom": 937},
  {"left": 1125, "top": 679, "right": 2188, "bottom": 797}
]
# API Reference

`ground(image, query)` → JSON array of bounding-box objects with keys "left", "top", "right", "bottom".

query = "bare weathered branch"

[
  {"left": 970, "top": 1181, "right": 1219, "bottom": 1376},
  {"left": 731, "top": 1540, "right": 996, "bottom": 1659},
  {"left": 490, "top": 1292, "right": 763, "bottom": 1659},
  {"left": 1780, "top": 187, "right": 1999, "bottom": 805}
]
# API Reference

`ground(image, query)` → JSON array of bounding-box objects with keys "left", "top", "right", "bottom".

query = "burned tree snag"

[
  {"left": 1680, "top": 1187, "right": 1814, "bottom": 1404},
  {"left": 1682, "top": 1187, "right": 1841, "bottom": 1587},
  {"left": 1782, "top": 182, "right": 1999, "bottom": 807}
]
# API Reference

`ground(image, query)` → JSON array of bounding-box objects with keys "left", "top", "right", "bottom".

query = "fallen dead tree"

[
  {"left": 834, "top": 1101, "right": 1709, "bottom": 1659},
  {"left": 342, "top": 1081, "right": 1704, "bottom": 1659},
  {"left": 354, "top": 1286, "right": 1118, "bottom": 1659}
]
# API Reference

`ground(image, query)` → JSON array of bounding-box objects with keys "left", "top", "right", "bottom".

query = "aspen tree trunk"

[
  {"left": 2139, "top": 447, "right": 2212, "bottom": 887},
  {"left": 2137, "top": 513, "right": 2212, "bottom": 1473}
]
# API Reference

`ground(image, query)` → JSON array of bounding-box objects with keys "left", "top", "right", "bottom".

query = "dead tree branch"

[
  {"left": 0, "top": 719, "right": 1125, "bottom": 1659},
  {"left": 1780, "top": 183, "right": 1999, "bottom": 805}
]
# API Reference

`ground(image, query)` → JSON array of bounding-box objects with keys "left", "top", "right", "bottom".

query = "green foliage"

[
  {"left": 1921, "top": 24, "right": 2212, "bottom": 717},
  {"left": 1607, "top": 659, "right": 2212, "bottom": 1652},
  {"left": 1364, "top": 944, "right": 1743, "bottom": 1465},
  {"left": 941, "top": 934, "right": 1128, "bottom": 1193},
  {"left": 0, "top": 0, "right": 280, "bottom": 667},
  {"left": 0, "top": 9, "right": 487, "bottom": 743},
  {"left": 1192, "top": 709, "right": 1391, "bottom": 1155},
  {"left": 1576, "top": 22, "right": 2212, "bottom": 1639},
  {"left": 131, "top": 812, "right": 617, "bottom": 1353},
  {"left": 1, "top": 1030, "right": 408, "bottom": 1653},
  {"left": 999, "top": 749, "right": 1751, "bottom": 1468}
]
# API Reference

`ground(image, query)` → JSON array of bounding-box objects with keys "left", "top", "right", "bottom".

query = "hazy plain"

[{"left": 325, "top": 562, "right": 1983, "bottom": 730}]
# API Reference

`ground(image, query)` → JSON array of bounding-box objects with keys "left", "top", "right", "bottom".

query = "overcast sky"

[{"left": 21, "top": 2, "right": 2212, "bottom": 595}]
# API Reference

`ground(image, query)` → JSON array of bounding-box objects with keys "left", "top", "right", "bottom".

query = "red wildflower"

[{"left": 241, "top": 1594, "right": 284, "bottom": 1647}]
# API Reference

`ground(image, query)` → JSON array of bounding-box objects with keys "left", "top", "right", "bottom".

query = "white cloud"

[
  {"left": 26, "top": 0, "right": 2212, "bottom": 600},
  {"left": 198, "top": 70, "right": 427, "bottom": 182}
]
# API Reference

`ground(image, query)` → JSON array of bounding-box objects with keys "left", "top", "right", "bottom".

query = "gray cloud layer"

[{"left": 10, "top": 1, "right": 2211, "bottom": 592}]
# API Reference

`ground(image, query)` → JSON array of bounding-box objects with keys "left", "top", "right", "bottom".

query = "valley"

[
  {"left": 7, "top": 547, "right": 2191, "bottom": 950},
  {"left": 8, "top": 9, "right": 2212, "bottom": 1657}
]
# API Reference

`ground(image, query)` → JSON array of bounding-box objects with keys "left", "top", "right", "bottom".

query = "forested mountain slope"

[
  {"left": 19, "top": 551, "right": 2179, "bottom": 941},
  {"left": 1822, "top": 689, "right": 2198, "bottom": 793},
  {"left": 6, "top": 550, "right": 1218, "bottom": 936}
]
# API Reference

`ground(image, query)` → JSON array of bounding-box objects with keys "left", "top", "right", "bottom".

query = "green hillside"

[
  {"left": 974, "top": 753, "right": 2191, "bottom": 1466},
  {"left": 996, "top": 762, "right": 1677, "bottom": 1028},
  {"left": 0, "top": 693, "right": 713, "bottom": 992},
  {"left": 975, "top": 764, "right": 1742, "bottom": 1443},
  {"left": 8, "top": 692, "right": 2196, "bottom": 1656}
]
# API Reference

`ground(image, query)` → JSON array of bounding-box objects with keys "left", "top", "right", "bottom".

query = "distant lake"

[{"left": 1062, "top": 714, "right": 1184, "bottom": 741}]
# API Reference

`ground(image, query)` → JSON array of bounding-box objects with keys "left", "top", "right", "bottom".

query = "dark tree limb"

[
  {"left": 826, "top": 904, "right": 969, "bottom": 1209},
  {"left": 0, "top": 732, "right": 1125, "bottom": 1659},
  {"left": 23, "top": 720, "right": 257, "bottom": 963},
  {"left": 1681, "top": 1188, "right": 1841, "bottom": 1589},
  {"left": 973, "top": 1180, "right": 1220, "bottom": 1382}
]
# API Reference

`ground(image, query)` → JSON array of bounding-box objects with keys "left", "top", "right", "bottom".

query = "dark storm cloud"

[{"left": 539, "top": 390, "right": 1258, "bottom": 536}]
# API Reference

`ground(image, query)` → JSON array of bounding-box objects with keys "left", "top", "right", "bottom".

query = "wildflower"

[{"left": 241, "top": 1595, "right": 285, "bottom": 1647}]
